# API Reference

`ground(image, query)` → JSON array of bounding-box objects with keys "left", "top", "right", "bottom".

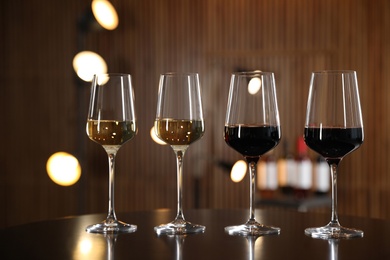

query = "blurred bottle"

[
  {"left": 277, "top": 141, "right": 296, "bottom": 195},
  {"left": 257, "top": 152, "right": 278, "bottom": 198},
  {"left": 314, "top": 156, "right": 330, "bottom": 196},
  {"left": 294, "top": 136, "right": 313, "bottom": 198}
]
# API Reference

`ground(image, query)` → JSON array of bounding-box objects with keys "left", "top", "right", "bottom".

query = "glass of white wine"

[
  {"left": 86, "top": 73, "right": 137, "bottom": 233},
  {"left": 154, "top": 72, "right": 205, "bottom": 235}
]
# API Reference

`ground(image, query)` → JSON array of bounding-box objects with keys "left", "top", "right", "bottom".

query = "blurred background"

[{"left": 1, "top": 0, "right": 389, "bottom": 228}]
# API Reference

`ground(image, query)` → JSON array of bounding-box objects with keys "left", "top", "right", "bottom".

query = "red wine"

[
  {"left": 224, "top": 125, "right": 281, "bottom": 159},
  {"left": 304, "top": 127, "right": 363, "bottom": 160}
]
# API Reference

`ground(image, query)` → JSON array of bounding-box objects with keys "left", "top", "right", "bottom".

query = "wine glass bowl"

[
  {"left": 154, "top": 72, "right": 205, "bottom": 235},
  {"left": 224, "top": 71, "right": 281, "bottom": 236},
  {"left": 304, "top": 70, "right": 364, "bottom": 239},
  {"left": 85, "top": 73, "right": 137, "bottom": 234}
]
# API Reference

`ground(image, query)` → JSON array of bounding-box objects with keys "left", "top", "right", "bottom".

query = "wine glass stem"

[
  {"left": 249, "top": 161, "right": 257, "bottom": 221},
  {"left": 174, "top": 149, "right": 186, "bottom": 221},
  {"left": 248, "top": 237, "right": 255, "bottom": 260},
  {"left": 330, "top": 163, "right": 340, "bottom": 225},
  {"left": 107, "top": 153, "right": 118, "bottom": 222}
]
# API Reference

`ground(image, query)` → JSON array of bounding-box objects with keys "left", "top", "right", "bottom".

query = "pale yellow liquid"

[
  {"left": 87, "top": 120, "right": 137, "bottom": 146},
  {"left": 154, "top": 119, "right": 204, "bottom": 146}
]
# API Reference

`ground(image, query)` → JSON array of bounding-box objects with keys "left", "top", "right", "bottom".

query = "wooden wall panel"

[{"left": 1, "top": 0, "right": 390, "bottom": 228}]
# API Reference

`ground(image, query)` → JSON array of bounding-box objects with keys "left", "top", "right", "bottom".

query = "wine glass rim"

[
  {"left": 312, "top": 70, "right": 356, "bottom": 74},
  {"left": 160, "top": 72, "right": 199, "bottom": 76},
  {"left": 233, "top": 71, "right": 274, "bottom": 76},
  {"left": 93, "top": 73, "right": 131, "bottom": 77}
]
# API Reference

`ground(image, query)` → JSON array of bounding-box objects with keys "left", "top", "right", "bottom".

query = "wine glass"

[
  {"left": 85, "top": 73, "right": 137, "bottom": 233},
  {"left": 304, "top": 70, "right": 364, "bottom": 239},
  {"left": 154, "top": 72, "right": 205, "bottom": 235},
  {"left": 224, "top": 71, "right": 281, "bottom": 236}
]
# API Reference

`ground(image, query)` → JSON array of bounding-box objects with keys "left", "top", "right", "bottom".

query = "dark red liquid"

[
  {"left": 304, "top": 127, "right": 363, "bottom": 162},
  {"left": 224, "top": 125, "right": 281, "bottom": 160}
]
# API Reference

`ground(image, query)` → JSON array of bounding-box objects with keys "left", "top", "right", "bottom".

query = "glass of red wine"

[
  {"left": 224, "top": 71, "right": 281, "bottom": 236},
  {"left": 304, "top": 70, "right": 364, "bottom": 239}
]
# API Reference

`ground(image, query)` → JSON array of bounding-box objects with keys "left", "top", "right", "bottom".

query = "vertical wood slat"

[{"left": 1, "top": 0, "right": 390, "bottom": 228}]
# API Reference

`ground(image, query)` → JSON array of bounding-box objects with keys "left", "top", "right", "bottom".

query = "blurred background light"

[
  {"left": 72, "top": 51, "right": 107, "bottom": 82},
  {"left": 150, "top": 126, "right": 167, "bottom": 145},
  {"left": 91, "top": 0, "right": 119, "bottom": 30},
  {"left": 248, "top": 77, "right": 262, "bottom": 95},
  {"left": 46, "top": 152, "right": 81, "bottom": 186},
  {"left": 230, "top": 160, "right": 247, "bottom": 182}
]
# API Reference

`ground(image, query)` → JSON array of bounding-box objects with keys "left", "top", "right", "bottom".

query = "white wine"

[
  {"left": 155, "top": 119, "right": 204, "bottom": 146},
  {"left": 87, "top": 120, "right": 137, "bottom": 146}
]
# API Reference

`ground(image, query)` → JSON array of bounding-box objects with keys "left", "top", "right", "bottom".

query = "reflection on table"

[
  {"left": 1, "top": 209, "right": 390, "bottom": 259},
  {"left": 257, "top": 194, "right": 331, "bottom": 212}
]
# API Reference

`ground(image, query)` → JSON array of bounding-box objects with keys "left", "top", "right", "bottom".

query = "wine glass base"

[
  {"left": 305, "top": 224, "right": 363, "bottom": 239},
  {"left": 154, "top": 219, "right": 205, "bottom": 235},
  {"left": 225, "top": 220, "right": 280, "bottom": 236},
  {"left": 86, "top": 220, "right": 137, "bottom": 234}
]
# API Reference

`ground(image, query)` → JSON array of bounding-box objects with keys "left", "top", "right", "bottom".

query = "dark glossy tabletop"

[{"left": 1, "top": 208, "right": 389, "bottom": 260}]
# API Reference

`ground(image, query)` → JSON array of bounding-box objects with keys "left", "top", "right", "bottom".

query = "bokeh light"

[
  {"left": 150, "top": 126, "right": 167, "bottom": 145},
  {"left": 91, "top": 0, "right": 119, "bottom": 30},
  {"left": 72, "top": 51, "right": 107, "bottom": 82},
  {"left": 46, "top": 152, "right": 81, "bottom": 186},
  {"left": 230, "top": 160, "right": 247, "bottom": 182}
]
